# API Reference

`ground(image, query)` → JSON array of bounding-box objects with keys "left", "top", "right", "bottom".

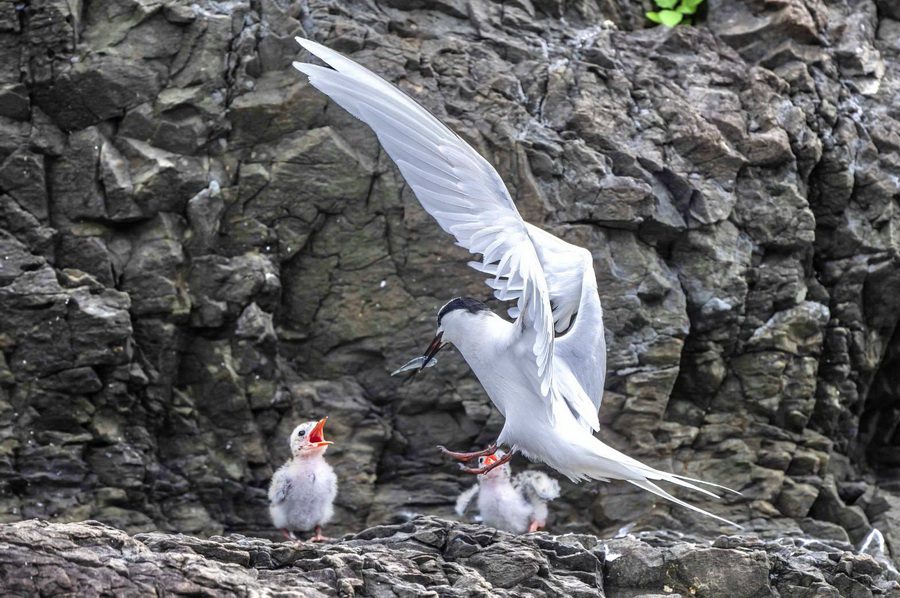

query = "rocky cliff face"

[
  {"left": 1, "top": 0, "right": 899, "bottom": 569},
  {"left": 2, "top": 517, "right": 898, "bottom": 597}
]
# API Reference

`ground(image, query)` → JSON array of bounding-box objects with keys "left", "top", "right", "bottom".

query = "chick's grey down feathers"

[
  {"left": 455, "top": 470, "right": 561, "bottom": 518},
  {"left": 268, "top": 420, "right": 337, "bottom": 535},
  {"left": 455, "top": 453, "right": 560, "bottom": 534},
  {"left": 268, "top": 460, "right": 337, "bottom": 532}
]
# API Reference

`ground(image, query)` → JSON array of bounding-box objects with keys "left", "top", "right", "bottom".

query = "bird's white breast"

[
  {"left": 452, "top": 315, "right": 543, "bottom": 420},
  {"left": 477, "top": 477, "right": 532, "bottom": 534},
  {"left": 268, "top": 456, "right": 337, "bottom": 532}
]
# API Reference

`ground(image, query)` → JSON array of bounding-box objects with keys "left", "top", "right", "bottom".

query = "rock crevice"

[
  {"left": 2, "top": 517, "right": 898, "bottom": 597},
  {"left": 0, "top": 0, "right": 900, "bottom": 571}
]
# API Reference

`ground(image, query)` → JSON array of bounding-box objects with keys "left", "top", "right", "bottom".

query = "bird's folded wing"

[
  {"left": 454, "top": 484, "right": 479, "bottom": 516},
  {"left": 268, "top": 471, "right": 293, "bottom": 504},
  {"left": 513, "top": 471, "right": 561, "bottom": 502},
  {"left": 293, "top": 38, "right": 557, "bottom": 397},
  {"left": 526, "top": 225, "right": 607, "bottom": 426}
]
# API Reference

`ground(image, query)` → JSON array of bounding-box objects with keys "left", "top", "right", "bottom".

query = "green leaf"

[
  {"left": 683, "top": 0, "right": 704, "bottom": 8},
  {"left": 658, "top": 10, "right": 683, "bottom": 27},
  {"left": 655, "top": 0, "right": 678, "bottom": 9},
  {"left": 677, "top": 3, "right": 697, "bottom": 14},
  {"left": 646, "top": 11, "right": 662, "bottom": 23}
]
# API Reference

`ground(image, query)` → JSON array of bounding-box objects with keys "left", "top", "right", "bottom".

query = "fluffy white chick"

[
  {"left": 268, "top": 417, "right": 337, "bottom": 541},
  {"left": 455, "top": 451, "right": 561, "bottom": 533}
]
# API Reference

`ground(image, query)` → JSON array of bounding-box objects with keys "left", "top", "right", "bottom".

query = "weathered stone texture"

[
  {"left": 1, "top": 517, "right": 898, "bottom": 597},
  {"left": 0, "top": 0, "right": 899, "bottom": 580}
]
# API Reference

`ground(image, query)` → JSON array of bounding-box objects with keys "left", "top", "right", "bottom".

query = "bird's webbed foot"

[
  {"left": 280, "top": 529, "right": 299, "bottom": 541},
  {"left": 457, "top": 450, "right": 513, "bottom": 475},
  {"left": 437, "top": 443, "right": 498, "bottom": 462},
  {"left": 310, "top": 525, "right": 330, "bottom": 542},
  {"left": 527, "top": 520, "right": 544, "bottom": 533}
]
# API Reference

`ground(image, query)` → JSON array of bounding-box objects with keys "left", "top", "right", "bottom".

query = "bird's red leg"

[
  {"left": 311, "top": 525, "right": 330, "bottom": 542},
  {"left": 437, "top": 443, "right": 497, "bottom": 462},
  {"left": 528, "top": 520, "right": 543, "bottom": 533},
  {"left": 458, "top": 450, "right": 514, "bottom": 474},
  {"left": 281, "top": 529, "right": 296, "bottom": 541}
]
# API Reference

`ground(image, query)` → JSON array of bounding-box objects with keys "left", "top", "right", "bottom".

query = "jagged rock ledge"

[{"left": 1, "top": 517, "right": 897, "bottom": 597}]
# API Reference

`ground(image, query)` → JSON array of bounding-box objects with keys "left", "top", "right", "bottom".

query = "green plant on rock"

[{"left": 646, "top": 0, "right": 704, "bottom": 27}]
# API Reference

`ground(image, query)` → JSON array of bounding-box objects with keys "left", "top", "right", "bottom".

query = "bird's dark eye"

[{"left": 298, "top": 430, "right": 306, "bottom": 437}]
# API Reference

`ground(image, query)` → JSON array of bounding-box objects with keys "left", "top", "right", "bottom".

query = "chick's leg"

[{"left": 311, "top": 525, "right": 330, "bottom": 542}]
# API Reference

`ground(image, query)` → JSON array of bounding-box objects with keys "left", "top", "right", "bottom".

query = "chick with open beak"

[
  {"left": 268, "top": 417, "right": 337, "bottom": 542},
  {"left": 455, "top": 451, "right": 561, "bottom": 534}
]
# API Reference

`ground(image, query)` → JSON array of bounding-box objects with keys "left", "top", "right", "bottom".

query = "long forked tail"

[
  {"left": 578, "top": 440, "right": 743, "bottom": 529},
  {"left": 628, "top": 478, "right": 742, "bottom": 529}
]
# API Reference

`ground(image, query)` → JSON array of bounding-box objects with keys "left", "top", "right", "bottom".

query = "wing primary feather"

[{"left": 295, "top": 37, "right": 560, "bottom": 415}]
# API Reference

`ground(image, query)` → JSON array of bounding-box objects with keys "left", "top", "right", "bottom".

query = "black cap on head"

[{"left": 437, "top": 297, "right": 490, "bottom": 326}]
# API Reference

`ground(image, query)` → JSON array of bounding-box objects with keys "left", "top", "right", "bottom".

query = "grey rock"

[
  {"left": 776, "top": 478, "right": 821, "bottom": 519},
  {"left": 0, "top": 83, "right": 29, "bottom": 120},
  {"left": 185, "top": 181, "right": 225, "bottom": 255},
  {"left": 0, "top": 116, "right": 30, "bottom": 163},
  {"left": 120, "top": 215, "right": 190, "bottom": 317},
  {"left": 0, "top": 194, "right": 55, "bottom": 256},
  {"left": 0, "top": 148, "right": 48, "bottom": 220},
  {"left": 50, "top": 127, "right": 106, "bottom": 223},
  {"left": 188, "top": 253, "right": 280, "bottom": 328},
  {"left": 33, "top": 54, "right": 164, "bottom": 131},
  {"left": 56, "top": 234, "right": 116, "bottom": 287},
  {"left": 1, "top": 518, "right": 898, "bottom": 596},
  {"left": 235, "top": 302, "right": 276, "bottom": 344},
  {"left": 0, "top": 0, "right": 898, "bottom": 576}
]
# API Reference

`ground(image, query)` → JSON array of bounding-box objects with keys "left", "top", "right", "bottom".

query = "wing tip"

[{"left": 295, "top": 36, "right": 320, "bottom": 54}]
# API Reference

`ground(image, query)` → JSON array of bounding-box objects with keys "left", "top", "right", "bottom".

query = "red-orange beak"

[
  {"left": 307, "top": 417, "right": 333, "bottom": 447},
  {"left": 483, "top": 454, "right": 499, "bottom": 467},
  {"left": 421, "top": 331, "right": 445, "bottom": 369}
]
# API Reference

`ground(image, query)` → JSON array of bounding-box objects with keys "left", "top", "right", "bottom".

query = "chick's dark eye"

[{"left": 298, "top": 430, "right": 306, "bottom": 437}]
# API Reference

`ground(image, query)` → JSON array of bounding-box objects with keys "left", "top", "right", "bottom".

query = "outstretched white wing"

[
  {"left": 293, "top": 39, "right": 605, "bottom": 427},
  {"left": 293, "top": 38, "right": 556, "bottom": 395}
]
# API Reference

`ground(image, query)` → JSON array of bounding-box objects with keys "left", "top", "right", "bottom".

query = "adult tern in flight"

[{"left": 293, "top": 38, "right": 740, "bottom": 527}]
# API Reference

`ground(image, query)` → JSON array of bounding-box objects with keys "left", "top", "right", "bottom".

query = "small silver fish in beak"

[{"left": 390, "top": 355, "right": 440, "bottom": 377}]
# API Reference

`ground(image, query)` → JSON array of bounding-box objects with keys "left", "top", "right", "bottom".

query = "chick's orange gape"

[{"left": 306, "top": 417, "right": 333, "bottom": 448}]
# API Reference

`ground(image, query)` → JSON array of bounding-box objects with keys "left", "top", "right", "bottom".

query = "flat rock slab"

[{"left": 1, "top": 517, "right": 897, "bottom": 597}]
